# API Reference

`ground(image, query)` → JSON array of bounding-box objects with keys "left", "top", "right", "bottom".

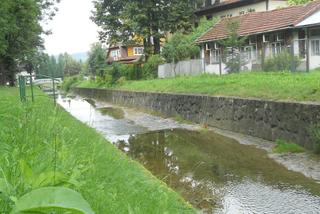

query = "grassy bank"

[
  {"left": 0, "top": 87, "right": 195, "bottom": 213},
  {"left": 75, "top": 71, "right": 320, "bottom": 102}
]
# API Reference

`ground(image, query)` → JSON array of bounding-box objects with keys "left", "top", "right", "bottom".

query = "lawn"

[
  {"left": 77, "top": 71, "right": 320, "bottom": 102},
  {"left": 0, "top": 87, "right": 195, "bottom": 213}
]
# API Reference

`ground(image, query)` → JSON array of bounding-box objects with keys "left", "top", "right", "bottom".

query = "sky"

[{"left": 43, "top": 0, "right": 99, "bottom": 55}]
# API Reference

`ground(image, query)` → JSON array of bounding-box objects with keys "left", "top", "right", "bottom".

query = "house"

[
  {"left": 107, "top": 43, "right": 144, "bottom": 65},
  {"left": 196, "top": 0, "right": 320, "bottom": 74},
  {"left": 196, "top": 0, "right": 288, "bottom": 19}
]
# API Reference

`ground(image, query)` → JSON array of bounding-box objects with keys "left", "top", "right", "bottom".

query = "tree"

[
  {"left": 0, "top": 0, "right": 59, "bottom": 85},
  {"left": 63, "top": 53, "right": 83, "bottom": 76},
  {"left": 87, "top": 43, "right": 107, "bottom": 77},
  {"left": 92, "top": 0, "right": 199, "bottom": 57},
  {"left": 162, "top": 33, "right": 200, "bottom": 64},
  {"left": 34, "top": 53, "right": 82, "bottom": 79},
  {"left": 57, "top": 54, "right": 66, "bottom": 77},
  {"left": 161, "top": 18, "right": 218, "bottom": 63},
  {"left": 218, "top": 20, "right": 247, "bottom": 73}
]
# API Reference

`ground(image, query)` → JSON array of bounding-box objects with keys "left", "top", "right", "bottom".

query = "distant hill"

[{"left": 71, "top": 52, "right": 88, "bottom": 62}]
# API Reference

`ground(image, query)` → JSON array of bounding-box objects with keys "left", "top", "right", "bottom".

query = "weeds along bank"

[{"left": 0, "top": 87, "right": 195, "bottom": 213}]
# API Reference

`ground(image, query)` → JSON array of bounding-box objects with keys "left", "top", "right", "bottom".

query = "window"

[
  {"left": 311, "top": 40, "right": 320, "bottom": 56},
  {"left": 210, "top": 49, "right": 220, "bottom": 64},
  {"left": 239, "top": 8, "right": 255, "bottom": 15},
  {"left": 271, "top": 42, "right": 282, "bottom": 56},
  {"left": 133, "top": 47, "right": 144, "bottom": 55},
  {"left": 241, "top": 45, "right": 257, "bottom": 61},
  {"left": 310, "top": 28, "right": 320, "bottom": 37},
  {"left": 220, "top": 14, "right": 232, "bottom": 19},
  {"left": 110, "top": 49, "right": 120, "bottom": 59}
]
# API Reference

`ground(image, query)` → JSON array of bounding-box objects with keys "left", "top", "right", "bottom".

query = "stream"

[{"left": 57, "top": 94, "right": 320, "bottom": 214}]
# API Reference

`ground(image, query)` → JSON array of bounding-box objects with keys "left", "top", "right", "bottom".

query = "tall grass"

[
  {"left": 273, "top": 139, "right": 305, "bottom": 153},
  {"left": 0, "top": 87, "right": 195, "bottom": 213}
]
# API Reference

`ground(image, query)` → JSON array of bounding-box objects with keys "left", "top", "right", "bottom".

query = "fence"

[{"left": 158, "top": 39, "right": 316, "bottom": 78}]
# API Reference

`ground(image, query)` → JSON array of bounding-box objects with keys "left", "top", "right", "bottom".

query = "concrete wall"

[
  {"left": 158, "top": 59, "right": 205, "bottom": 78},
  {"left": 73, "top": 87, "right": 320, "bottom": 149}
]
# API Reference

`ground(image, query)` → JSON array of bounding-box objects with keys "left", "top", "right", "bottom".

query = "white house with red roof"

[
  {"left": 196, "top": 0, "right": 288, "bottom": 19},
  {"left": 196, "top": 0, "right": 320, "bottom": 74}
]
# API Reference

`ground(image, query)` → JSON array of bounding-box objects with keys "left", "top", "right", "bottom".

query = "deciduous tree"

[
  {"left": 0, "top": 0, "right": 59, "bottom": 85},
  {"left": 87, "top": 43, "right": 107, "bottom": 77},
  {"left": 92, "top": 0, "right": 199, "bottom": 58}
]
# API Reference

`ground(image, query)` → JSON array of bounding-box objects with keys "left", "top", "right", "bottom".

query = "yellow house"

[{"left": 107, "top": 43, "right": 144, "bottom": 64}]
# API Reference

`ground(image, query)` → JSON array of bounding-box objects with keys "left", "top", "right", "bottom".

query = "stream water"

[{"left": 57, "top": 94, "right": 320, "bottom": 214}]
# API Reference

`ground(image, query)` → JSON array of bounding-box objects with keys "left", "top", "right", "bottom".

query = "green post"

[
  {"left": 19, "top": 76, "right": 26, "bottom": 102},
  {"left": 30, "top": 75, "right": 34, "bottom": 102},
  {"left": 51, "top": 72, "right": 56, "bottom": 106},
  {"left": 18, "top": 76, "right": 22, "bottom": 101}
]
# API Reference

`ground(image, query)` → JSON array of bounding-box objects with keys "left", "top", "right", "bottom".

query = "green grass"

[
  {"left": 273, "top": 139, "right": 305, "bottom": 154},
  {"left": 77, "top": 71, "right": 320, "bottom": 102},
  {"left": 0, "top": 87, "right": 195, "bottom": 213}
]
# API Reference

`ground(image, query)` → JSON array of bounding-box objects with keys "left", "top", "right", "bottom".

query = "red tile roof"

[{"left": 196, "top": 0, "right": 320, "bottom": 43}]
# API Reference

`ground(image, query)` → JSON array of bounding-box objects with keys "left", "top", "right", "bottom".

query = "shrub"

[
  {"left": 142, "top": 55, "right": 164, "bottom": 79},
  {"left": 219, "top": 21, "right": 247, "bottom": 73},
  {"left": 61, "top": 75, "right": 82, "bottom": 92},
  {"left": 162, "top": 33, "right": 200, "bottom": 63},
  {"left": 119, "top": 64, "right": 138, "bottom": 80},
  {"left": 161, "top": 18, "right": 218, "bottom": 63},
  {"left": 116, "top": 76, "right": 127, "bottom": 86},
  {"left": 263, "top": 51, "right": 300, "bottom": 71}
]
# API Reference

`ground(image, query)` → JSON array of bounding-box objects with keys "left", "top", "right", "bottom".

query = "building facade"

[
  {"left": 196, "top": 0, "right": 288, "bottom": 19},
  {"left": 107, "top": 43, "right": 144, "bottom": 65},
  {"left": 196, "top": 0, "right": 320, "bottom": 74}
]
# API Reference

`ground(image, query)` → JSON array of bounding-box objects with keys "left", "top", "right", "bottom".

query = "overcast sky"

[{"left": 44, "top": 0, "right": 99, "bottom": 55}]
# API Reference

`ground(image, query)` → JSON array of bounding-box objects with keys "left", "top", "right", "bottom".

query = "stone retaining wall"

[{"left": 73, "top": 87, "right": 320, "bottom": 149}]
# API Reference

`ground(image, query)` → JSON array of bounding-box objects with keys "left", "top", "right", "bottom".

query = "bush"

[
  {"left": 161, "top": 18, "right": 218, "bottom": 63},
  {"left": 61, "top": 75, "right": 82, "bottom": 92},
  {"left": 223, "top": 52, "right": 243, "bottom": 73},
  {"left": 119, "top": 63, "right": 139, "bottom": 80},
  {"left": 263, "top": 51, "right": 300, "bottom": 71},
  {"left": 142, "top": 55, "right": 164, "bottom": 79},
  {"left": 96, "top": 73, "right": 112, "bottom": 87},
  {"left": 116, "top": 76, "right": 127, "bottom": 86},
  {"left": 162, "top": 33, "right": 200, "bottom": 63}
]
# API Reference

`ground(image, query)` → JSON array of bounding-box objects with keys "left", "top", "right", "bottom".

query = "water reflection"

[
  {"left": 58, "top": 95, "right": 320, "bottom": 214},
  {"left": 116, "top": 130, "right": 320, "bottom": 214},
  {"left": 57, "top": 94, "right": 148, "bottom": 142}
]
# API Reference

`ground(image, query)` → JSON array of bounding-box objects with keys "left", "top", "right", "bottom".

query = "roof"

[
  {"left": 195, "top": 0, "right": 265, "bottom": 16},
  {"left": 107, "top": 55, "right": 142, "bottom": 64},
  {"left": 196, "top": 0, "right": 320, "bottom": 43}
]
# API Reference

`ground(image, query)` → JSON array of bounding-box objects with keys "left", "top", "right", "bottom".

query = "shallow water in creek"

[{"left": 57, "top": 94, "right": 320, "bottom": 214}]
